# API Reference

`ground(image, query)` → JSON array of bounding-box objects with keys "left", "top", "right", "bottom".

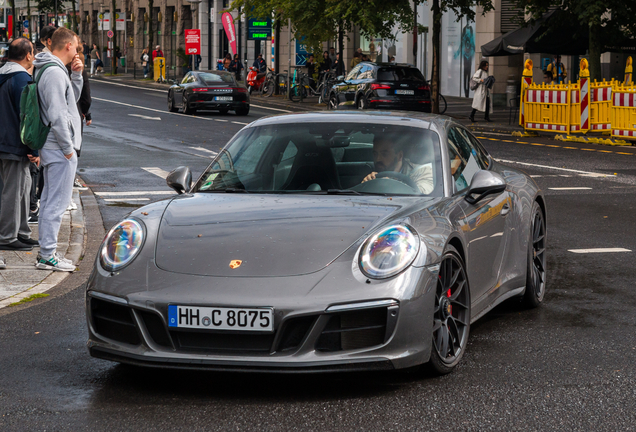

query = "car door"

[
  {"left": 337, "top": 64, "right": 362, "bottom": 106},
  {"left": 174, "top": 73, "right": 191, "bottom": 106},
  {"left": 447, "top": 126, "right": 511, "bottom": 305},
  {"left": 354, "top": 64, "right": 374, "bottom": 100}
]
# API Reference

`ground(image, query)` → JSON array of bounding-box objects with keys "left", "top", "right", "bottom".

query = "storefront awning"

[{"left": 481, "top": 10, "right": 588, "bottom": 57}]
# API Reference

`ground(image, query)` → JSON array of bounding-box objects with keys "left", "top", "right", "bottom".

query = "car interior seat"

[{"left": 281, "top": 140, "right": 342, "bottom": 191}]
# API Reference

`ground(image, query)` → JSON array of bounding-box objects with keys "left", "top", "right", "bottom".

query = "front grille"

[
  {"left": 276, "top": 316, "right": 317, "bottom": 352},
  {"left": 316, "top": 307, "right": 388, "bottom": 352},
  {"left": 138, "top": 311, "right": 173, "bottom": 348},
  {"left": 90, "top": 298, "right": 140, "bottom": 345},
  {"left": 170, "top": 330, "right": 275, "bottom": 354}
]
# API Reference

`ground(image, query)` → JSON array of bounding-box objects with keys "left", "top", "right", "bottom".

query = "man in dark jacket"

[{"left": 0, "top": 38, "right": 39, "bottom": 253}]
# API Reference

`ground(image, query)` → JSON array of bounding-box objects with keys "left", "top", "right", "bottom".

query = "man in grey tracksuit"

[{"left": 32, "top": 28, "right": 83, "bottom": 272}]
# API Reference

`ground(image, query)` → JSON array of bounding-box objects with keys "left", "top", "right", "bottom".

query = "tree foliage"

[
  {"left": 513, "top": 0, "right": 636, "bottom": 80},
  {"left": 230, "top": 0, "right": 421, "bottom": 59}
]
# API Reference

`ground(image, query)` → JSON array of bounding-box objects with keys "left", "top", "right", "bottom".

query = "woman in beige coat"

[{"left": 469, "top": 60, "right": 492, "bottom": 122}]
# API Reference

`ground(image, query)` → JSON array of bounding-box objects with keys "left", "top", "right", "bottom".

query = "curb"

[{"left": 0, "top": 186, "right": 86, "bottom": 310}]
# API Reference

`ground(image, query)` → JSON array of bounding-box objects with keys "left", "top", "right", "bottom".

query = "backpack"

[
  {"left": 469, "top": 76, "right": 480, "bottom": 91},
  {"left": 19, "top": 63, "right": 63, "bottom": 150}
]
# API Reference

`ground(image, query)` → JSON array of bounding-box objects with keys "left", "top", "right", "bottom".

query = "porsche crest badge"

[{"left": 229, "top": 260, "right": 242, "bottom": 269}]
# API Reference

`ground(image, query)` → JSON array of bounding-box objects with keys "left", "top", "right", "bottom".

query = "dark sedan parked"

[
  {"left": 168, "top": 70, "right": 250, "bottom": 115},
  {"left": 328, "top": 62, "right": 431, "bottom": 112}
]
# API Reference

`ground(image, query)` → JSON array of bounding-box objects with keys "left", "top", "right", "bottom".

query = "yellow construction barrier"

[
  {"left": 625, "top": 56, "right": 632, "bottom": 86},
  {"left": 519, "top": 59, "right": 533, "bottom": 127},
  {"left": 523, "top": 82, "right": 571, "bottom": 132},
  {"left": 588, "top": 79, "right": 614, "bottom": 132},
  {"left": 611, "top": 84, "right": 636, "bottom": 139}
]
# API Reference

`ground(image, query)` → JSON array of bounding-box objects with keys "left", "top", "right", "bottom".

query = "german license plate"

[
  {"left": 214, "top": 96, "right": 233, "bottom": 101},
  {"left": 168, "top": 305, "right": 273, "bottom": 332},
  {"left": 395, "top": 89, "right": 414, "bottom": 95}
]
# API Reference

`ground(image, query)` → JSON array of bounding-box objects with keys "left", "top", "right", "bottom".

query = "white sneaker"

[
  {"left": 0, "top": 256, "right": 6, "bottom": 270},
  {"left": 67, "top": 199, "right": 78, "bottom": 211},
  {"left": 35, "top": 253, "right": 75, "bottom": 272},
  {"left": 36, "top": 252, "right": 72, "bottom": 266}
]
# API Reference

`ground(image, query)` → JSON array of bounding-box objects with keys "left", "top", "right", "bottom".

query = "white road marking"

[
  {"left": 95, "top": 191, "right": 175, "bottom": 196},
  {"left": 103, "top": 198, "right": 150, "bottom": 202},
  {"left": 91, "top": 80, "right": 293, "bottom": 113},
  {"left": 568, "top": 248, "right": 632, "bottom": 253},
  {"left": 232, "top": 121, "right": 249, "bottom": 125},
  {"left": 141, "top": 167, "right": 171, "bottom": 179},
  {"left": 128, "top": 113, "right": 162, "bottom": 120},
  {"left": 548, "top": 187, "right": 592, "bottom": 190},
  {"left": 490, "top": 232, "right": 504, "bottom": 237},
  {"left": 189, "top": 146, "right": 218, "bottom": 156},
  {"left": 495, "top": 159, "right": 616, "bottom": 178},
  {"left": 474, "top": 131, "right": 512, "bottom": 137}
]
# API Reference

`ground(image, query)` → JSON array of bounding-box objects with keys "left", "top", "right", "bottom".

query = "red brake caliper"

[{"left": 447, "top": 288, "right": 452, "bottom": 315}]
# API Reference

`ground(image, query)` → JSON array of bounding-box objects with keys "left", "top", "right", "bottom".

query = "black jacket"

[{"left": 0, "top": 67, "right": 37, "bottom": 157}]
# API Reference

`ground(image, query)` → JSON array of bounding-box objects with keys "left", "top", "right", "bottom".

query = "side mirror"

[
  {"left": 166, "top": 166, "right": 192, "bottom": 195},
  {"left": 464, "top": 170, "right": 506, "bottom": 204},
  {"left": 336, "top": 75, "right": 345, "bottom": 81}
]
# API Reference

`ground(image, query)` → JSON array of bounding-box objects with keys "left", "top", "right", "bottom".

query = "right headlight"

[
  {"left": 99, "top": 218, "right": 145, "bottom": 272},
  {"left": 359, "top": 224, "right": 420, "bottom": 279}
]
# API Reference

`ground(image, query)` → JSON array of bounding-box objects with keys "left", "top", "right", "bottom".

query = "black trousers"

[
  {"left": 470, "top": 96, "right": 490, "bottom": 119},
  {"left": 29, "top": 162, "right": 39, "bottom": 212}
]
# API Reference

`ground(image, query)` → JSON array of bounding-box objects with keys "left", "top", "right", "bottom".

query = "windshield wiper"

[{"left": 326, "top": 189, "right": 363, "bottom": 195}]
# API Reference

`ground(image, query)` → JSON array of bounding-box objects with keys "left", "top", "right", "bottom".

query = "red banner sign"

[
  {"left": 185, "top": 29, "right": 201, "bottom": 55},
  {"left": 221, "top": 12, "right": 237, "bottom": 56}
]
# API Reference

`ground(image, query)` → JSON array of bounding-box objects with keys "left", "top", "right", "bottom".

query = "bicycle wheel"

[
  {"left": 263, "top": 79, "right": 275, "bottom": 97},
  {"left": 439, "top": 94, "right": 447, "bottom": 114},
  {"left": 289, "top": 85, "right": 302, "bottom": 102}
]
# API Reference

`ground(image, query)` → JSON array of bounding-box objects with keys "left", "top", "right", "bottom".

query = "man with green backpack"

[{"left": 28, "top": 27, "right": 84, "bottom": 272}]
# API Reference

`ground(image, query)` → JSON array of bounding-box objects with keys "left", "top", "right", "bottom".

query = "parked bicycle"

[
  {"left": 263, "top": 69, "right": 288, "bottom": 98},
  {"left": 288, "top": 68, "right": 335, "bottom": 103}
]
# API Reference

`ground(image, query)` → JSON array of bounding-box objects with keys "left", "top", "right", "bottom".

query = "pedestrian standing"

[
  {"left": 319, "top": 51, "right": 331, "bottom": 74},
  {"left": 152, "top": 45, "right": 163, "bottom": 62},
  {"left": 223, "top": 53, "right": 232, "bottom": 71},
  {"left": 141, "top": 47, "right": 150, "bottom": 78},
  {"left": 0, "top": 38, "right": 40, "bottom": 255},
  {"left": 82, "top": 40, "right": 90, "bottom": 68},
  {"left": 32, "top": 27, "right": 83, "bottom": 272},
  {"left": 350, "top": 51, "right": 361, "bottom": 70},
  {"left": 90, "top": 43, "right": 101, "bottom": 76},
  {"left": 328, "top": 47, "right": 336, "bottom": 65},
  {"left": 469, "top": 60, "right": 492, "bottom": 123},
  {"left": 230, "top": 54, "right": 243, "bottom": 81},
  {"left": 332, "top": 52, "right": 344, "bottom": 77},
  {"left": 39, "top": 26, "right": 55, "bottom": 53},
  {"left": 547, "top": 55, "right": 567, "bottom": 84}
]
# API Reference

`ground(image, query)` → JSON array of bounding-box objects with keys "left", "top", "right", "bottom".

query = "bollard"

[
  {"left": 578, "top": 58, "right": 590, "bottom": 133},
  {"left": 625, "top": 57, "right": 633, "bottom": 86},
  {"left": 519, "top": 59, "right": 533, "bottom": 127}
]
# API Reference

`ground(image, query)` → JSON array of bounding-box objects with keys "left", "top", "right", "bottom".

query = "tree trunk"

[
  {"left": 71, "top": 0, "right": 77, "bottom": 34},
  {"left": 111, "top": 0, "right": 118, "bottom": 74},
  {"left": 338, "top": 24, "right": 344, "bottom": 71},
  {"left": 148, "top": 0, "right": 154, "bottom": 54},
  {"left": 431, "top": 0, "right": 441, "bottom": 114},
  {"left": 588, "top": 22, "right": 602, "bottom": 81}
]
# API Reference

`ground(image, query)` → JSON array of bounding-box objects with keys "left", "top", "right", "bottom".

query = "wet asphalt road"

[{"left": 1, "top": 80, "right": 636, "bottom": 430}]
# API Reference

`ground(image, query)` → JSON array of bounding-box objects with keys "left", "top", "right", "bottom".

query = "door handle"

[{"left": 501, "top": 203, "right": 510, "bottom": 216}]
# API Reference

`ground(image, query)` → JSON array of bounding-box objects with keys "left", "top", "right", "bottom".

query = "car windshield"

[
  {"left": 199, "top": 72, "right": 235, "bottom": 84},
  {"left": 193, "top": 122, "right": 443, "bottom": 196},
  {"left": 377, "top": 67, "right": 425, "bottom": 82}
]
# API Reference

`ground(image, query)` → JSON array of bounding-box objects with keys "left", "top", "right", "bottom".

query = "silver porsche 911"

[{"left": 86, "top": 111, "right": 546, "bottom": 375}]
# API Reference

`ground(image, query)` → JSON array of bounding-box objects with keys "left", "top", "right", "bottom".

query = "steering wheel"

[{"left": 375, "top": 171, "right": 420, "bottom": 191}]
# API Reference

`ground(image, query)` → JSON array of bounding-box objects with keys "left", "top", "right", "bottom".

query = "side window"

[
  {"left": 346, "top": 65, "right": 362, "bottom": 81},
  {"left": 235, "top": 136, "right": 272, "bottom": 173},
  {"left": 447, "top": 127, "right": 483, "bottom": 192},
  {"left": 466, "top": 133, "right": 491, "bottom": 168},
  {"left": 357, "top": 65, "right": 373, "bottom": 80},
  {"left": 181, "top": 73, "right": 191, "bottom": 84}
]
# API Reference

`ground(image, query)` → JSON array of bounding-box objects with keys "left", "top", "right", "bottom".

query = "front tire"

[
  {"left": 428, "top": 244, "right": 471, "bottom": 375},
  {"left": 183, "top": 96, "right": 195, "bottom": 115},
  {"left": 356, "top": 95, "right": 369, "bottom": 109},
  {"left": 522, "top": 202, "right": 546, "bottom": 308},
  {"left": 168, "top": 91, "right": 178, "bottom": 112}
]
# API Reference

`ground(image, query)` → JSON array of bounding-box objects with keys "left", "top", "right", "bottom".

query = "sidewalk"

[{"left": 0, "top": 188, "right": 85, "bottom": 309}]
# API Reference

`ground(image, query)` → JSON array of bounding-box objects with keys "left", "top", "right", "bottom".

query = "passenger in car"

[{"left": 361, "top": 136, "right": 434, "bottom": 194}]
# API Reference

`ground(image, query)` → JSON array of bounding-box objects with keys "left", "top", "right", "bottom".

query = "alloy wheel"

[
  {"left": 530, "top": 208, "right": 546, "bottom": 300},
  {"left": 432, "top": 252, "right": 470, "bottom": 366}
]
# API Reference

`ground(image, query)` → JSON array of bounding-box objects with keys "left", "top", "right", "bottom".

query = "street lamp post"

[
  {"left": 54, "top": 0, "right": 57, "bottom": 26},
  {"left": 186, "top": 0, "right": 202, "bottom": 72}
]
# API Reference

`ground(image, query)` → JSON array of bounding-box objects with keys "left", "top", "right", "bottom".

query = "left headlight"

[
  {"left": 359, "top": 224, "right": 420, "bottom": 279},
  {"left": 99, "top": 218, "right": 145, "bottom": 272}
]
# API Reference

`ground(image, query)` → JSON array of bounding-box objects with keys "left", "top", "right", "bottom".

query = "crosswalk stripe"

[
  {"left": 142, "top": 167, "right": 171, "bottom": 179},
  {"left": 568, "top": 248, "right": 631, "bottom": 253}
]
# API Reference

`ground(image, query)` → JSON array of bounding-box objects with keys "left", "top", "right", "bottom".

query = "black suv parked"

[{"left": 327, "top": 62, "right": 431, "bottom": 112}]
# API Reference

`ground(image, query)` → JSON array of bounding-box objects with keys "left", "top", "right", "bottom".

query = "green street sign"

[{"left": 247, "top": 16, "right": 272, "bottom": 40}]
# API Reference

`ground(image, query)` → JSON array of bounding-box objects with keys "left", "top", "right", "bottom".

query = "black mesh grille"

[
  {"left": 316, "top": 308, "right": 387, "bottom": 352},
  {"left": 276, "top": 316, "right": 317, "bottom": 352},
  {"left": 90, "top": 298, "right": 140, "bottom": 345},
  {"left": 170, "top": 330, "right": 275, "bottom": 354},
  {"left": 138, "top": 311, "right": 173, "bottom": 348}
]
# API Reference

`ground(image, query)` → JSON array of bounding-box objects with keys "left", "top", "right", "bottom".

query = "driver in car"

[{"left": 362, "top": 136, "right": 434, "bottom": 194}]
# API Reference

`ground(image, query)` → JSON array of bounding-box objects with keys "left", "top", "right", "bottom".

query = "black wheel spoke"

[
  {"left": 432, "top": 319, "right": 443, "bottom": 333},
  {"left": 448, "top": 268, "right": 460, "bottom": 289},
  {"left": 450, "top": 279, "right": 465, "bottom": 301},
  {"left": 440, "top": 325, "right": 450, "bottom": 358},
  {"left": 450, "top": 299, "right": 468, "bottom": 310}
]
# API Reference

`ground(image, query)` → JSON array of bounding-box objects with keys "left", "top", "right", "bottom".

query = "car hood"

[{"left": 154, "top": 194, "right": 403, "bottom": 277}]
